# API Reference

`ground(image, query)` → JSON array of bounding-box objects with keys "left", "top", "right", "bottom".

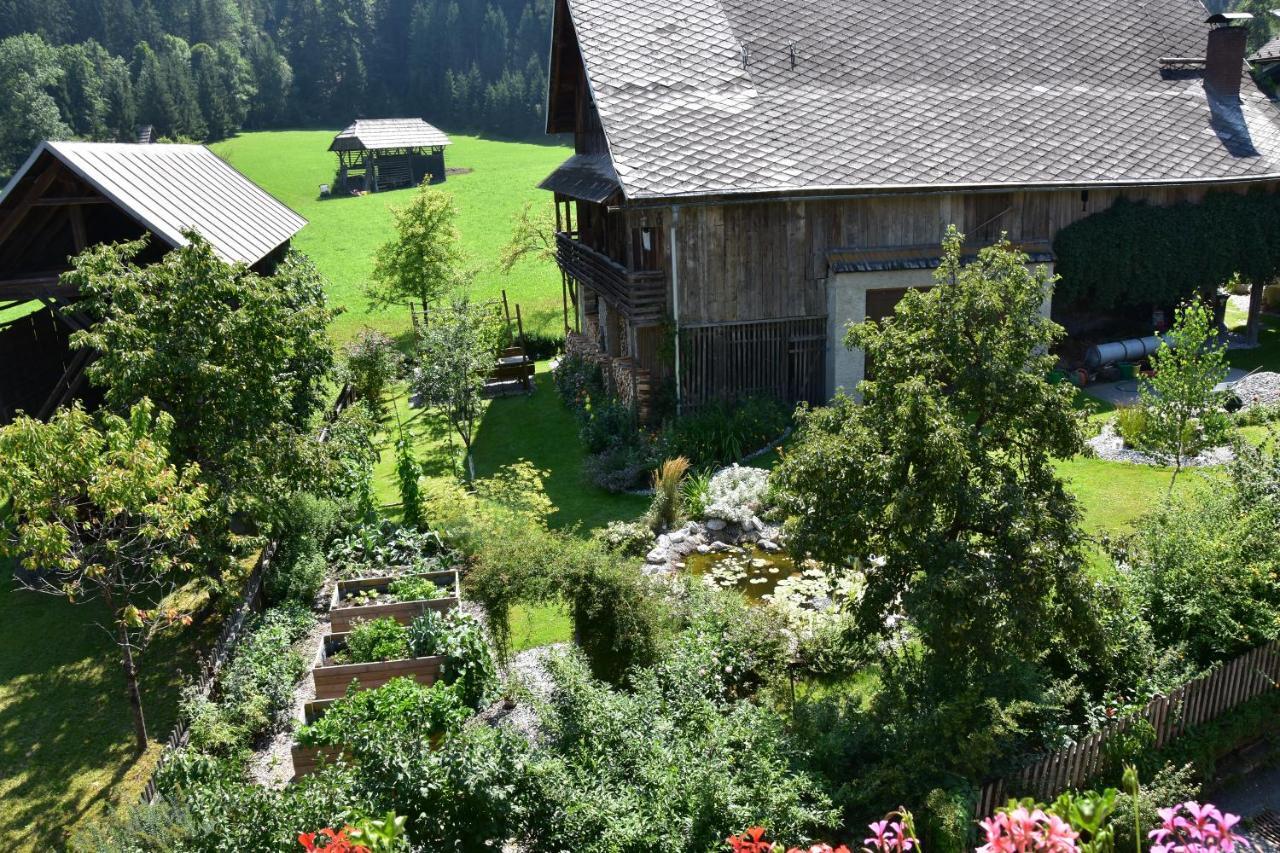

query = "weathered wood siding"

[{"left": 667, "top": 183, "right": 1262, "bottom": 326}]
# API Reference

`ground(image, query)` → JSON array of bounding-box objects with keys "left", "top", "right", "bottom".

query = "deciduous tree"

[
  {"left": 368, "top": 181, "right": 469, "bottom": 315},
  {"left": 774, "top": 228, "right": 1095, "bottom": 686},
  {"left": 0, "top": 400, "right": 207, "bottom": 751}
]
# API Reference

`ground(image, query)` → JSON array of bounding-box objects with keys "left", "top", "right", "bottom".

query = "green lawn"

[
  {"left": 212, "top": 130, "right": 571, "bottom": 345},
  {"left": 0, "top": 569, "right": 216, "bottom": 850}
]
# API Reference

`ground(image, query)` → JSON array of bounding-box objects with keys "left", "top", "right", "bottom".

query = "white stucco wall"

[{"left": 826, "top": 263, "right": 1054, "bottom": 397}]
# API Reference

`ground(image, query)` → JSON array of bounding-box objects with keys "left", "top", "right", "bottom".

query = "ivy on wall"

[{"left": 1052, "top": 191, "right": 1280, "bottom": 308}]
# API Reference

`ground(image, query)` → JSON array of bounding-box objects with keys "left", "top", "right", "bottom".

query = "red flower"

[
  {"left": 728, "top": 826, "right": 775, "bottom": 853},
  {"left": 297, "top": 826, "right": 369, "bottom": 853}
]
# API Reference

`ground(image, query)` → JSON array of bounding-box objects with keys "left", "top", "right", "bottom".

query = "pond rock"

[
  {"left": 705, "top": 518, "right": 727, "bottom": 531},
  {"left": 645, "top": 546, "right": 669, "bottom": 564},
  {"left": 758, "top": 539, "right": 780, "bottom": 552}
]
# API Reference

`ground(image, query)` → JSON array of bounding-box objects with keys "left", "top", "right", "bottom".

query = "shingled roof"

[
  {"left": 330, "top": 119, "right": 452, "bottom": 152},
  {"left": 0, "top": 141, "right": 306, "bottom": 265},
  {"left": 553, "top": 0, "right": 1280, "bottom": 201}
]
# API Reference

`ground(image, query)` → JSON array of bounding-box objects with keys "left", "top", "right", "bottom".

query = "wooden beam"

[
  {"left": 37, "top": 346, "right": 92, "bottom": 420},
  {"left": 0, "top": 274, "right": 73, "bottom": 302},
  {"left": 69, "top": 205, "right": 87, "bottom": 252},
  {"left": 31, "top": 195, "right": 109, "bottom": 207},
  {"left": 0, "top": 162, "right": 64, "bottom": 250}
]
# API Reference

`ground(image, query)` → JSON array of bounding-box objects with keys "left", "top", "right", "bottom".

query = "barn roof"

[
  {"left": 0, "top": 141, "right": 306, "bottom": 265},
  {"left": 555, "top": 0, "right": 1280, "bottom": 201},
  {"left": 329, "top": 119, "right": 452, "bottom": 152}
]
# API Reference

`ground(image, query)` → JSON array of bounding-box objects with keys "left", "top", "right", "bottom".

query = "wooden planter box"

[
  {"left": 291, "top": 697, "right": 442, "bottom": 779},
  {"left": 328, "top": 571, "right": 459, "bottom": 634},
  {"left": 310, "top": 632, "right": 447, "bottom": 701}
]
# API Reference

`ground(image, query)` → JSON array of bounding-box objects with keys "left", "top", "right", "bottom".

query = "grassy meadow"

[{"left": 211, "top": 130, "right": 570, "bottom": 345}]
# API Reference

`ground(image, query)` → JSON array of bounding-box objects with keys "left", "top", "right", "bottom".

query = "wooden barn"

[
  {"left": 329, "top": 118, "right": 451, "bottom": 193},
  {"left": 0, "top": 141, "right": 306, "bottom": 423},
  {"left": 541, "top": 0, "right": 1280, "bottom": 411}
]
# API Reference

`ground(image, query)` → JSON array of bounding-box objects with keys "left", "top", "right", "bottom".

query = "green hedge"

[{"left": 1053, "top": 192, "right": 1280, "bottom": 309}]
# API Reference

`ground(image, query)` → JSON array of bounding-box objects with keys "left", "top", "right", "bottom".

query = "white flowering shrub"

[{"left": 704, "top": 464, "right": 770, "bottom": 525}]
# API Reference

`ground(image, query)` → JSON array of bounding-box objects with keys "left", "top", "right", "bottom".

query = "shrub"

[
  {"left": 919, "top": 786, "right": 974, "bottom": 853},
  {"left": 704, "top": 464, "right": 771, "bottom": 525},
  {"left": 657, "top": 395, "right": 790, "bottom": 468},
  {"left": 521, "top": 651, "right": 838, "bottom": 852},
  {"left": 265, "top": 492, "right": 340, "bottom": 606},
  {"left": 552, "top": 352, "right": 604, "bottom": 413},
  {"left": 557, "top": 539, "right": 672, "bottom": 685},
  {"left": 394, "top": 432, "right": 424, "bottom": 531},
  {"left": 1234, "top": 402, "right": 1280, "bottom": 426},
  {"left": 594, "top": 520, "right": 656, "bottom": 557},
  {"left": 296, "top": 677, "right": 469, "bottom": 749},
  {"left": 184, "top": 604, "right": 314, "bottom": 756},
  {"left": 344, "top": 617, "right": 411, "bottom": 663},
  {"left": 579, "top": 398, "right": 639, "bottom": 454},
  {"left": 681, "top": 469, "right": 712, "bottom": 520},
  {"left": 583, "top": 442, "right": 651, "bottom": 493},
  {"left": 645, "top": 456, "right": 690, "bottom": 531},
  {"left": 342, "top": 329, "right": 403, "bottom": 414},
  {"left": 407, "top": 610, "right": 497, "bottom": 710},
  {"left": 1116, "top": 443, "right": 1280, "bottom": 667},
  {"left": 1114, "top": 406, "right": 1151, "bottom": 449}
]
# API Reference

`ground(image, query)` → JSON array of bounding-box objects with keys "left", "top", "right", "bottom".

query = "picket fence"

[
  {"left": 976, "top": 638, "right": 1280, "bottom": 817},
  {"left": 139, "top": 384, "right": 356, "bottom": 804}
]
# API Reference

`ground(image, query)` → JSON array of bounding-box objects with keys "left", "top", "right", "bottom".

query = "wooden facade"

[{"left": 545, "top": 12, "right": 1280, "bottom": 411}]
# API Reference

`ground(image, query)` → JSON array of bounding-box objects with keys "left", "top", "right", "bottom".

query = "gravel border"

[{"left": 1086, "top": 423, "right": 1235, "bottom": 467}]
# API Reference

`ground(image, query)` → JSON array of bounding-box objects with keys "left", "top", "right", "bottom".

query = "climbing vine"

[{"left": 1053, "top": 191, "right": 1280, "bottom": 308}]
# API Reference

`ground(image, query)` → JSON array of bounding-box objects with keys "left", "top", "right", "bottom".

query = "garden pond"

[{"left": 686, "top": 546, "right": 863, "bottom": 616}]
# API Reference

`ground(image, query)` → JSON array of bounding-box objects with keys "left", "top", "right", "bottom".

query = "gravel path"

[
  {"left": 1086, "top": 423, "right": 1234, "bottom": 467},
  {"left": 476, "top": 643, "right": 565, "bottom": 744}
]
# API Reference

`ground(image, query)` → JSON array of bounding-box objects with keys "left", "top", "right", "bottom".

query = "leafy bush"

[
  {"left": 517, "top": 331, "right": 563, "bottom": 361},
  {"left": 918, "top": 786, "right": 975, "bottom": 853},
  {"left": 296, "top": 677, "right": 468, "bottom": 749},
  {"left": 265, "top": 492, "right": 340, "bottom": 606},
  {"left": 579, "top": 398, "right": 638, "bottom": 454},
  {"left": 327, "top": 520, "right": 449, "bottom": 577},
  {"left": 705, "top": 464, "right": 771, "bottom": 525},
  {"left": 1115, "top": 406, "right": 1151, "bottom": 449},
  {"left": 557, "top": 540, "right": 672, "bottom": 685},
  {"left": 406, "top": 610, "right": 497, "bottom": 710},
  {"left": 594, "top": 520, "right": 656, "bottom": 557},
  {"left": 342, "top": 329, "right": 403, "bottom": 414},
  {"left": 1115, "top": 444, "right": 1280, "bottom": 668},
  {"left": 184, "top": 604, "right": 314, "bottom": 756},
  {"left": 657, "top": 395, "right": 790, "bottom": 468},
  {"left": 552, "top": 352, "right": 604, "bottom": 413},
  {"left": 520, "top": 651, "right": 838, "bottom": 852},
  {"left": 344, "top": 617, "right": 411, "bottom": 663},
  {"left": 681, "top": 469, "right": 711, "bottom": 519},
  {"left": 583, "top": 442, "right": 652, "bottom": 493},
  {"left": 1234, "top": 402, "right": 1280, "bottom": 426}
]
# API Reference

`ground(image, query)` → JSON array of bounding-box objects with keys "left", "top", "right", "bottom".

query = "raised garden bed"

[
  {"left": 328, "top": 570, "right": 459, "bottom": 633},
  {"left": 310, "top": 632, "right": 447, "bottom": 701},
  {"left": 290, "top": 699, "right": 339, "bottom": 778}
]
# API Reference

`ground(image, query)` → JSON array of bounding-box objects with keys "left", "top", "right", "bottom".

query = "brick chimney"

[{"left": 1205, "top": 13, "right": 1253, "bottom": 100}]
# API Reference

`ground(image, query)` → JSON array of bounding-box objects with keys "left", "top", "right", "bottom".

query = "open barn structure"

[
  {"left": 329, "top": 118, "right": 451, "bottom": 193},
  {"left": 0, "top": 141, "right": 306, "bottom": 423}
]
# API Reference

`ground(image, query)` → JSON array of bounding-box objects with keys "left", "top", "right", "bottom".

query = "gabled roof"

[
  {"left": 0, "top": 141, "right": 306, "bottom": 265},
  {"left": 1250, "top": 34, "right": 1280, "bottom": 64},
  {"left": 329, "top": 119, "right": 452, "bottom": 152},
  {"left": 555, "top": 0, "right": 1280, "bottom": 202}
]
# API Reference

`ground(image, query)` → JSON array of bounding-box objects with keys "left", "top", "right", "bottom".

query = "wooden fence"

[
  {"left": 139, "top": 384, "right": 356, "bottom": 803},
  {"left": 977, "top": 638, "right": 1280, "bottom": 816},
  {"left": 678, "top": 315, "right": 826, "bottom": 410}
]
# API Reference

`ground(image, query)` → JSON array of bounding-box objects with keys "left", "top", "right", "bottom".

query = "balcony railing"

[{"left": 555, "top": 232, "right": 666, "bottom": 326}]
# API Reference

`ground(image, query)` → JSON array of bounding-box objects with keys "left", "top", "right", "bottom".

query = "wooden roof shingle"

[{"left": 329, "top": 119, "right": 452, "bottom": 152}]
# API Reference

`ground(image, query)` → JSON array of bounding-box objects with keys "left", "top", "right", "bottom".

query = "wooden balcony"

[{"left": 555, "top": 232, "right": 666, "bottom": 326}]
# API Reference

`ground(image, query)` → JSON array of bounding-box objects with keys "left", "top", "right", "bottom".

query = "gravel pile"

[
  {"left": 1086, "top": 423, "right": 1234, "bottom": 467},
  {"left": 1232, "top": 372, "right": 1280, "bottom": 410},
  {"left": 476, "top": 642, "right": 565, "bottom": 744}
]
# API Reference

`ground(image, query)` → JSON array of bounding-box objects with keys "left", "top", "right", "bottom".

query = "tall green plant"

[
  {"left": 1139, "top": 301, "right": 1229, "bottom": 490},
  {"left": 368, "top": 181, "right": 469, "bottom": 314},
  {"left": 395, "top": 425, "right": 424, "bottom": 530}
]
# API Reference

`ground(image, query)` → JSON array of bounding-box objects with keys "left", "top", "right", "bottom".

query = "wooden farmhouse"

[
  {"left": 541, "top": 0, "right": 1280, "bottom": 411},
  {"left": 0, "top": 141, "right": 306, "bottom": 423},
  {"left": 330, "top": 118, "right": 451, "bottom": 193}
]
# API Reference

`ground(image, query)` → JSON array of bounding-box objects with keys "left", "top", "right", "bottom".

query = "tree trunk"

[
  {"left": 118, "top": 622, "right": 149, "bottom": 752},
  {"left": 1247, "top": 279, "right": 1264, "bottom": 346}
]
